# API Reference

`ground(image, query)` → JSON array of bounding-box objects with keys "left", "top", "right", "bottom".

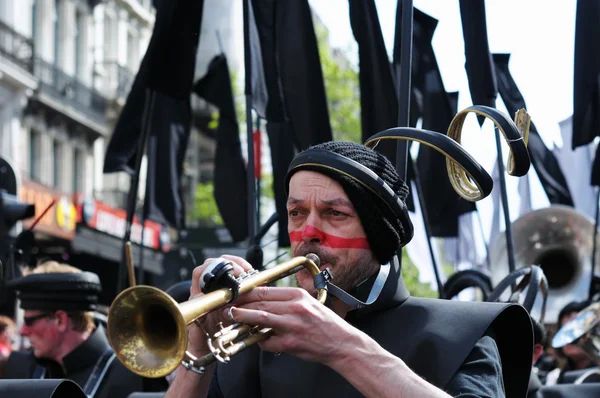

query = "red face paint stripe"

[{"left": 289, "top": 230, "right": 370, "bottom": 249}]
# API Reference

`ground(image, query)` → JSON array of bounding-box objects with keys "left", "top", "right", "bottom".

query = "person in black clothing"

[
  {"left": 165, "top": 141, "right": 533, "bottom": 398},
  {"left": 2, "top": 261, "right": 167, "bottom": 398},
  {"left": 528, "top": 318, "right": 548, "bottom": 397}
]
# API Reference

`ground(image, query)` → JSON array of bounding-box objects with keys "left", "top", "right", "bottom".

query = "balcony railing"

[
  {"left": 101, "top": 61, "right": 135, "bottom": 101},
  {"left": 33, "top": 57, "right": 108, "bottom": 125},
  {"left": 0, "top": 20, "right": 33, "bottom": 73}
]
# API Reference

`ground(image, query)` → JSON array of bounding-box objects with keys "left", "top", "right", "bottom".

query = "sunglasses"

[{"left": 23, "top": 313, "right": 53, "bottom": 327}]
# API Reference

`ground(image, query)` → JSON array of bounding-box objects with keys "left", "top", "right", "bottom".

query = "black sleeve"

[
  {"left": 206, "top": 352, "right": 262, "bottom": 398},
  {"left": 445, "top": 335, "right": 506, "bottom": 398},
  {"left": 207, "top": 369, "right": 225, "bottom": 398}
]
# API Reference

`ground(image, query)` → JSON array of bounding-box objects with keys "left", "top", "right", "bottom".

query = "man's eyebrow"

[
  {"left": 321, "top": 198, "right": 353, "bottom": 208},
  {"left": 286, "top": 197, "right": 354, "bottom": 208},
  {"left": 287, "top": 197, "right": 302, "bottom": 206}
]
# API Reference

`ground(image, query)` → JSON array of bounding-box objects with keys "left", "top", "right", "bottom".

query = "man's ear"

[{"left": 54, "top": 310, "right": 70, "bottom": 333}]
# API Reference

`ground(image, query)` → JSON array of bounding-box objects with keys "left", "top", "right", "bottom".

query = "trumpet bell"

[
  {"left": 107, "top": 285, "right": 187, "bottom": 378},
  {"left": 490, "top": 205, "right": 597, "bottom": 323},
  {"left": 106, "top": 255, "right": 325, "bottom": 378}
]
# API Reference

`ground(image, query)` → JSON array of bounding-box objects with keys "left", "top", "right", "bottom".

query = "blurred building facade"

[{"left": 0, "top": 0, "right": 247, "bottom": 303}]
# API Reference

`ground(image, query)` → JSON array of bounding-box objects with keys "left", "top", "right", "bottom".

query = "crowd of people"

[{"left": 0, "top": 141, "right": 598, "bottom": 397}]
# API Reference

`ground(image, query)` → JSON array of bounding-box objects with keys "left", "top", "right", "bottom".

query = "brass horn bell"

[{"left": 490, "top": 205, "right": 598, "bottom": 323}]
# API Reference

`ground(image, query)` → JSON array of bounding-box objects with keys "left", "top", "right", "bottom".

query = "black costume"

[
  {"left": 3, "top": 271, "right": 167, "bottom": 398},
  {"left": 208, "top": 257, "right": 533, "bottom": 397},
  {"left": 4, "top": 325, "right": 166, "bottom": 398},
  {"left": 201, "top": 141, "right": 533, "bottom": 397}
]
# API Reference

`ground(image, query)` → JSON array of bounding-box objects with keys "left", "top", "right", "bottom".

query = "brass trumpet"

[{"left": 106, "top": 254, "right": 326, "bottom": 378}]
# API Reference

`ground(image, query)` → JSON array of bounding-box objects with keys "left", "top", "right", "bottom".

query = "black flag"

[
  {"left": 275, "top": 0, "right": 332, "bottom": 150},
  {"left": 413, "top": 9, "right": 476, "bottom": 236},
  {"left": 572, "top": 0, "right": 600, "bottom": 150},
  {"left": 248, "top": 0, "right": 332, "bottom": 246},
  {"left": 194, "top": 55, "right": 248, "bottom": 242},
  {"left": 493, "top": 53, "right": 574, "bottom": 205},
  {"left": 459, "top": 0, "right": 498, "bottom": 125},
  {"left": 143, "top": 94, "right": 192, "bottom": 230},
  {"left": 350, "top": 0, "right": 399, "bottom": 164},
  {"left": 104, "top": 0, "right": 203, "bottom": 230}
]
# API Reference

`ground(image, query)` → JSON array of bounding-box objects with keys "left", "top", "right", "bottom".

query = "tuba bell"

[{"left": 490, "top": 205, "right": 597, "bottom": 323}]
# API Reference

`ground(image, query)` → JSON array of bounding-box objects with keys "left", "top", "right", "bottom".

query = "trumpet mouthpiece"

[{"left": 305, "top": 253, "right": 320, "bottom": 267}]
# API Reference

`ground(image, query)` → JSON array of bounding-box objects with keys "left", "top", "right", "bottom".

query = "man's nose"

[{"left": 302, "top": 224, "right": 326, "bottom": 244}]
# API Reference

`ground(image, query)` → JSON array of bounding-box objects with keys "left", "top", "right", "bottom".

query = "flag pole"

[
  {"left": 394, "top": 0, "right": 412, "bottom": 178},
  {"left": 394, "top": 0, "right": 413, "bottom": 269},
  {"left": 590, "top": 188, "right": 600, "bottom": 299},
  {"left": 255, "top": 117, "right": 262, "bottom": 227},
  {"left": 493, "top": 127, "right": 516, "bottom": 274},
  {"left": 118, "top": 88, "right": 155, "bottom": 293},
  {"left": 475, "top": 208, "right": 491, "bottom": 269},
  {"left": 411, "top": 161, "right": 444, "bottom": 297},
  {"left": 243, "top": 0, "right": 257, "bottom": 243}
]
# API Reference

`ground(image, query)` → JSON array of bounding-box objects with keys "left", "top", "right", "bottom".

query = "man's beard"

[{"left": 294, "top": 243, "right": 378, "bottom": 293}]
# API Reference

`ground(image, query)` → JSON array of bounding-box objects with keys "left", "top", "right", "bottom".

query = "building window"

[
  {"left": 127, "top": 31, "right": 138, "bottom": 70},
  {"left": 53, "top": 0, "right": 60, "bottom": 63},
  {"left": 52, "top": 141, "right": 61, "bottom": 188},
  {"left": 74, "top": 11, "right": 81, "bottom": 76},
  {"left": 30, "top": 129, "right": 41, "bottom": 181},
  {"left": 73, "top": 149, "right": 81, "bottom": 193}
]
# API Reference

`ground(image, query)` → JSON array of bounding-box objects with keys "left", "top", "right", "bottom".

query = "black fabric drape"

[
  {"left": 572, "top": 0, "right": 600, "bottom": 150},
  {"left": 275, "top": 0, "right": 332, "bottom": 150},
  {"left": 418, "top": 89, "right": 476, "bottom": 237},
  {"left": 248, "top": 0, "right": 332, "bottom": 246},
  {"left": 104, "top": 0, "right": 203, "bottom": 230},
  {"left": 194, "top": 55, "right": 248, "bottom": 242},
  {"left": 350, "top": 0, "right": 399, "bottom": 165},
  {"left": 394, "top": 7, "right": 475, "bottom": 235},
  {"left": 459, "top": 0, "right": 498, "bottom": 125},
  {"left": 143, "top": 94, "right": 192, "bottom": 230},
  {"left": 493, "top": 53, "right": 574, "bottom": 205}
]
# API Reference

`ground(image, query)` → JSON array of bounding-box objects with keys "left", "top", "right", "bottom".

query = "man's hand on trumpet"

[
  {"left": 222, "top": 285, "right": 359, "bottom": 366},
  {"left": 187, "top": 255, "right": 255, "bottom": 356}
]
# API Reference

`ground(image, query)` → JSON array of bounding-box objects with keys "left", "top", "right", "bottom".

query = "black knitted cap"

[{"left": 285, "top": 141, "right": 410, "bottom": 264}]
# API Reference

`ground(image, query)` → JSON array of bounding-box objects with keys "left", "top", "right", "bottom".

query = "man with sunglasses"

[{"left": 2, "top": 262, "right": 167, "bottom": 397}]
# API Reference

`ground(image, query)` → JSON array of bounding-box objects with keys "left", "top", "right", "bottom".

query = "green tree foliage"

[
  {"left": 191, "top": 181, "right": 223, "bottom": 226},
  {"left": 401, "top": 250, "right": 438, "bottom": 298},
  {"left": 314, "top": 21, "right": 361, "bottom": 143}
]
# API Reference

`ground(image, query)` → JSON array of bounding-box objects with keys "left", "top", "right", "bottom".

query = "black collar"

[
  {"left": 346, "top": 256, "right": 410, "bottom": 322},
  {"left": 62, "top": 325, "right": 111, "bottom": 375}
]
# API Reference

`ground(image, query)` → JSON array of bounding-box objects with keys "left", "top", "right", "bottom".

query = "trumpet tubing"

[{"left": 107, "top": 255, "right": 325, "bottom": 378}]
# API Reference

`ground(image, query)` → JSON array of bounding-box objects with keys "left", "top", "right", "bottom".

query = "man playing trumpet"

[{"left": 166, "top": 141, "right": 533, "bottom": 397}]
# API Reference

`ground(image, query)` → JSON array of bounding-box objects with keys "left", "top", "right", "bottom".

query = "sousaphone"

[{"left": 490, "top": 205, "right": 597, "bottom": 323}]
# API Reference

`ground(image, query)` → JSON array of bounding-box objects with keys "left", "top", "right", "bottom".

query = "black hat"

[
  {"left": 7, "top": 271, "right": 102, "bottom": 311},
  {"left": 285, "top": 141, "right": 411, "bottom": 264},
  {"left": 165, "top": 280, "right": 192, "bottom": 304},
  {"left": 0, "top": 379, "right": 87, "bottom": 398}
]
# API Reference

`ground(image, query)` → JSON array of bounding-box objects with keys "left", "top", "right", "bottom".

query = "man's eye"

[
  {"left": 288, "top": 210, "right": 300, "bottom": 217},
  {"left": 330, "top": 210, "right": 346, "bottom": 217}
]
